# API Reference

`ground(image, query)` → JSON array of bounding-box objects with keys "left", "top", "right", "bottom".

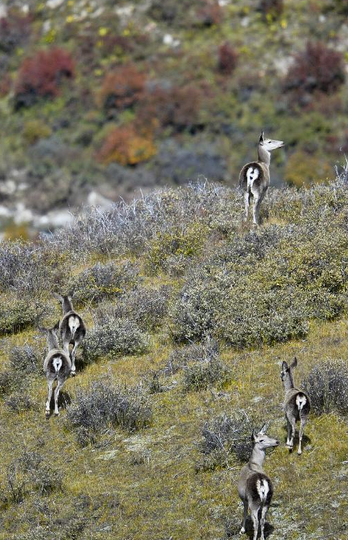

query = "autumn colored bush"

[
  {"left": 14, "top": 48, "right": 75, "bottom": 110},
  {"left": 98, "top": 65, "right": 146, "bottom": 115},
  {"left": 284, "top": 42, "right": 345, "bottom": 107},
  {"left": 97, "top": 125, "right": 156, "bottom": 166},
  {"left": 138, "top": 85, "right": 202, "bottom": 133},
  {"left": 195, "top": 1, "right": 222, "bottom": 27},
  {"left": 217, "top": 42, "right": 238, "bottom": 76},
  {"left": 258, "top": 0, "right": 284, "bottom": 20},
  {"left": 0, "top": 11, "right": 32, "bottom": 53}
]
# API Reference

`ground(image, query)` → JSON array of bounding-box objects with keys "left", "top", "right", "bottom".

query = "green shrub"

[
  {"left": 96, "top": 285, "right": 171, "bottom": 331},
  {"left": 302, "top": 360, "right": 348, "bottom": 415},
  {"left": 145, "top": 223, "right": 207, "bottom": 276},
  {"left": 81, "top": 318, "right": 149, "bottom": 364},
  {"left": 67, "top": 261, "right": 139, "bottom": 305},
  {"left": 66, "top": 381, "right": 152, "bottom": 445},
  {"left": 182, "top": 358, "right": 231, "bottom": 392},
  {"left": 196, "top": 411, "right": 255, "bottom": 471},
  {"left": 0, "top": 300, "right": 38, "bottom": 335}
]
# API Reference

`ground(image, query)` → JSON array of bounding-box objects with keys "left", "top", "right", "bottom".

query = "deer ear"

[
  {"left": 282, "top": 361, "right": 289, "bottom": 371},
  {"left": 290, "top": 357, "right": 298, "bottom": 370},
  {"left": 53, "top": 292, "right": 63, "bottom": 302},
  {"left": 251, "top": 429, "right": 258, "bottom": 442},
  {"left": 259, "top": 131, "right": 265, "bottom": 144},
  {"left": 259, "top": 423, "right": 267, "bottom": 435}
]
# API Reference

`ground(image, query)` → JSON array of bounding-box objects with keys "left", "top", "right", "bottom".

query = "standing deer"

[
  {"left": 281, "top": 357, "right": 310, "bottom": 455},
  {"left": 238, "top": 425, "right": 279, "bottom": 540},
  {"left": 42, "top": 324, "right": 71, "bottom": 418},
  {"left": 53, "top": 293, "right": 86, "bottom": 377},
  {"left": 239, "top": 132, "right": 284, "bottom": 225}
]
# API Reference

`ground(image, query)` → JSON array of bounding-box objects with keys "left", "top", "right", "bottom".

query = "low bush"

[
  {"left": 145, "top": 223, "right": 208, "bottom": 276},
  {"left": 302, "top": 360, "right": 348, "bottom": 415},
  {"left": 0, "top": 11, "right": 32, "bottom": 53},
  {"left": 66, "top": 381, "right": 152, "bottom": 445},
  {"left": 218, "top": 42, "right": 238, "bottom": 76},
  {"left": 165, "top": 340, "right": 219, "bottom": 375},
  {"left": 138, "top": 86, "right": 202, "bottom": 134},
  {"left": 258, "top": 0, "right": 284, "bottom": 20},
  {"left": 182, "top": 358, "right": 231, "bottom": 392},
  {"left": 5, "top": 452, "right": 62, "bottom": 503},
  {"left": 196, "top": 411, "right": 255, "bottom": 471},
  {"left": 284, "top": 42, "right": 345, "bottom": 107},
  {"left": 67, "top": 261, "right": 139, "bottom": 305},
  {"left": 0, "top": 300, "right": 38, "bottom": 335},
  {"left": 9, "top": 346, "right": 40, "bottom": 373},
  {"left": 98, "top": 64, "right": 145, "bottom": 114},
  {"left": 14, "top": 47, "right": 75, "bottom": 109},
  {"left": 96, "top": 285, "right": 170, "bottom": 331},
  {"left": 81, "top": 318, "right": 148, "bottom": 364},
  {"left": 97, "top": 124, "right": 157, "bottom": 166},
  {"left": 5, "top": 392, "right": 34, "bottom": 413}
]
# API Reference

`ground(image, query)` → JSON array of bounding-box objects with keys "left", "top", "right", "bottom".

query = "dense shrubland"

[{"left": 1, "top": 179, "right": 348, "bottom": 537}]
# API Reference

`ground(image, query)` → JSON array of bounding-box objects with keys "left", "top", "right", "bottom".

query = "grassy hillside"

[
  {"left": 0, "top": 179, "right": 348, "bottom": 538},
  {"left": 1, "top": 0, "right": 348, "bottom": 230}
]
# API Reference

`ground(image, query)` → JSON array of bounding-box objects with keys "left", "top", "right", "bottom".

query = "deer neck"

[
  {"left": 283, "top": 372, "right": 294, "bottom": 393},
  {"left": 63, "top": 297, "right": 74, "bottom": 313},
  {"left": 249, "top": 445, "right": 265, "bottom": 473},
  {"left": 47, "top": 331, "right": 59, "bottom": 351},
  {"left": 257, "top": 145, "right": 271, "bottom": 167}
]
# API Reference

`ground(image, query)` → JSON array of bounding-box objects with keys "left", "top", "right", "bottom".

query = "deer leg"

[
  {"left": 46, "top": 379, "right": 54, "bottom": 418},
  {"left": 54, "top": 379, "right": 65, "bottom": 416},
  {"left": 249, "top": 502, "right": 260, "bottom": 540},
  {"left": 286, "top": 416, "right": 292, "bottom": 447},
  {"left": 298, "top": 416, "right": 307, "bottom": 455},
  {"left": 70, "top": 340, "right": 79, "bottom": 376},
  {"left": 260, "top": 504, "right": 269, "bottom": 540},
  {"left": 244, "top": 192, "right": 250, "bottom": 221},
  {"left": 240, "top": 498, "right": 248, "bottom": 534},
  {"left": 253, "top": 190, "right": 266, "bottom": 226}
]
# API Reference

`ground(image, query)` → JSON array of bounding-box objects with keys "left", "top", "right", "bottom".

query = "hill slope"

[{"left": 0, "top": 180, "right": 348, "bottom": 539}]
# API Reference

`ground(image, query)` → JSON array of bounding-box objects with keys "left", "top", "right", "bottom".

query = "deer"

[
  {"left": 41, "top": 324, "right": 71, "bottom": 418},
  {"left": 53, "top": 293, "right": 86, "bottom": 377},
  {"left": 239, "top": 131, "right": 284, "bottom": 225},
  {"left": 238, "top": 424, "right": 279, "bottom": 540},
  {"left": 281, "top": 357, "right": 310, "bottom": 455}
]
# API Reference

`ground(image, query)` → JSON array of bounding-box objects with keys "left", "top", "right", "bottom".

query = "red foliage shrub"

[
  {"left": 195, "top": 1, "right": 222, "bottom": 27},
  {"left": 258, "top": 0, "right": 284, "bottom": 19},
  {"left": 218, "top": 42, "right": 238, "bottom": 76},
  {"left": 0, "top": 11, "right": 32, "bottom": 53},
  {"left": 137, "top": 85, "right": 202, "bottom": 133},
  {"left": 0, "top": 73, "right": 11, "bottom": 97},
  {"left": 97, "top": 124, "right": 156, "bottom": 166},
  {"left": 14, "top": 48, "right": 75, "bottom": 109},
  {"left": 283, "top": 42, "right": 345, "bottom": 107},
  {"left": 98, "top": 65, "right": 146, "bottom": 115}
]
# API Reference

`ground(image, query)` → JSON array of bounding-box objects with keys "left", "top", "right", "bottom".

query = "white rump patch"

[
  {"left": 296, "top": 394, "right": 307, "bottom": 411},
  {"left": 246, "top": 167, "right": 259, "bottom": 191},
  {"left": 68, "top": 315, "right": 80, "bottom": 337},
  {"left": 52, "top": 357, "right": 63, "bottom": 372},
  {"left": 256, "top": 479, "right": 269, "bottom": 502}
]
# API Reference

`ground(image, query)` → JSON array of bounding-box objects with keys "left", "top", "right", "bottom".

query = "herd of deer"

[{"left": 39, "top": 133, "right": 304, "bottom": 539}]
